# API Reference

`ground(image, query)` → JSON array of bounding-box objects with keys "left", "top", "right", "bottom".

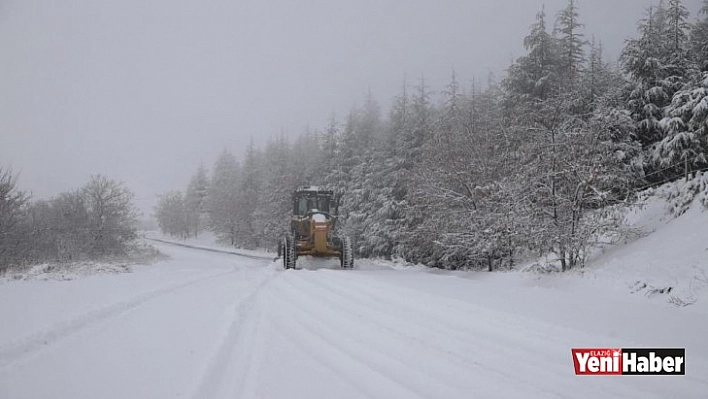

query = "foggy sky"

[{"left": 0, "top": 0, "right": 703, "bottom": 215}]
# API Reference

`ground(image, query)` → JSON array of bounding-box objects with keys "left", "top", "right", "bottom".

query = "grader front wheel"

[
  {"left": 340, "top": 236, "right": 354, "bottom": 269},
  {"left": 281, "top": 235, "right": 297, "bottom": 270}
]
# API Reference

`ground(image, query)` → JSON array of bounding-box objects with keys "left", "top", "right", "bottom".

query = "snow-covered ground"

[
  {"left": 586, "top": 178, "right": 708, "bottom": 308},
  {"left": 143, "top": 230, "right": 274, "bottom": 259},
  {"left": 1, "top": 186, "right": 707, "bottom": 398}
]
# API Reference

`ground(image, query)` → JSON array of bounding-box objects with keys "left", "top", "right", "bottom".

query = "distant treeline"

[{"left": 160, "top": 0, "right": 707, "bottom": 270}]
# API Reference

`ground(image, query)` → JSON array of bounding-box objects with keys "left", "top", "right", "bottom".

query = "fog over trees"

[
  {"left": 155, "top": 0, "right": 708, "bottom": 271},
  {"left": 3, "top": 0, "right": 708, "bottom": 273}
]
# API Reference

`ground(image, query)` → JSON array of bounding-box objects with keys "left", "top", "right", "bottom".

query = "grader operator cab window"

[{"left": 295, "top": 195, "right": 330, "bottom": 216}]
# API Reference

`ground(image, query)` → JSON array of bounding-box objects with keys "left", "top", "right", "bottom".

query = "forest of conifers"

[{"left": 156, "top": 0, "right": 708, "bottom": 271}]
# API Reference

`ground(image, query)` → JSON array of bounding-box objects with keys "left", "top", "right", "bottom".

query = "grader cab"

[{"left": 278, "top": 186, "right": 353, "bottom": 269}]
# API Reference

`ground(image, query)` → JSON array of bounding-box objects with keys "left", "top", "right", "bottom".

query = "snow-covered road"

[{"left": 1, "top": 242, "right": 707, "bottom": 398}]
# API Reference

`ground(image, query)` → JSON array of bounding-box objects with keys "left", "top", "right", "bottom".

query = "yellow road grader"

[{"left": 277, "top": 186, "right": 353, "bottom": 269}]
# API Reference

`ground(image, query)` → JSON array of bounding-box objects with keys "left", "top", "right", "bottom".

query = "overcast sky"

[{"left": 0, "top": 0, "right": 703, "bottom": 215}]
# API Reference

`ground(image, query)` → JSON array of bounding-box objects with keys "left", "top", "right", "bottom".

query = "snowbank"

[
  {"left": 142, "top": 231, "right": 273, "bottom": 259},
  {"left": 0, "top": 243, "right": 163, "bottom": 283},
  {"left": 585, "top": 175, "right": 708, "bottom": 307}
]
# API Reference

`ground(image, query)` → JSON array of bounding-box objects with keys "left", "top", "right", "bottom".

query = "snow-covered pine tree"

[
  {"left": 583, "top": 38, "right": 617, "bottom": 108},
  {"left": 621, "top": 4, "right": 671, "bottom": 148},
  {"left": 338, "top": 94, "right": 383, "bottom": 257},
  {"left": 349, "top": 145, "right": 399, "bottom": 258},
  {"left": 690, "top": 0, "right": 708, "bottom": 71},
  {"left": 372, "top": 78, "right": 414, "bottom": 258},
  {"left": 184, "top": 164, "right": 210, "bottom": 238},
  {"left": 555, "top": 0, "right": 587, "bottom": 85},
  {"left": 641, "top": 0, "right": 700, "bottom": 181},
  {"left": 407, "top": 75, "right": 479, "bottom": 268},
  {"left": 234, "top": 140, "right": 262, "bottom": 249},
  {"left": 654, "top": 71, "right": 708, "bottom": 180},
  {"left": 253, "top": 136, "right": 294, "bottom": 250},
  {"left": 661, "top": 0, "right": 691, "bottom": 96},
  {"left": 555, "top": 0, "right": 590, "bottom": 116},
  {"left": 391, "top": 77, "right": 439, "bottom": 263},
  {"left": 504, "top": 6, "right": 561, "bottom": 102},
  {"left": 206, "top": 149, "right": 241, "bottom": 245},
  {"left": 320, "top": 114, "right": 340, "bottom": 174},
  {"left": 340, "top": 91, "right": 381, "bottom": 172},
  {"left": 289, "top": 130, "right": 323, "bottom": 186},
  {"left": 319, "top": 114, "right": 348, "bottom": 193}
]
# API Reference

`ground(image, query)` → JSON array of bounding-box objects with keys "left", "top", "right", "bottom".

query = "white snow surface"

[
  {"left": 143, "top": 230, "right": 274, "bottom": 259},
  {"left": 2, "top": 191, "right": 708, "bottom": 398}
]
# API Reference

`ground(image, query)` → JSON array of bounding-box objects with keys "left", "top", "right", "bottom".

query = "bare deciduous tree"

[
  {"left": 82, "top": 175, "right": 138, "bottom": 256},
  {"left": 0, "top": 168, "right": 29, "bottom": 272}
]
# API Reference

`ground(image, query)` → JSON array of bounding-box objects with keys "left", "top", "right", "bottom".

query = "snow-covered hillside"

[
  {"left": 586, "top": 175, "right": 708, "bottom": 307},
  {"left": 1, "top": 181, "right": 707, "bottom": 398}
]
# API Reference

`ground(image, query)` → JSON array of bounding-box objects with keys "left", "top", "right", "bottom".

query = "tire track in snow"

[
  {"left": 0, "top": 268, "right": 237, "bottom": 370},
  {"left": 312, "top": 272, "right": 581, "bottom": 361},
  {"left": 278, "top": 272, "right": 644, "bottom": 398},
  {"left": 263, "top": 309, "right": 380, "bottom": 399},
  {"left": 275, "top": 274, "right": 557, "bottom": 398},
  {"left": 292, "top": 271, "right": 707, "bottom": 398},
  {"left": 189, "top": 267, "right": 384, "bottom": 399},
  {"left": 311, "top": 273, "right": 699, "bottom": 397},
  {"left": 268, "top": 283, "right": 432, "bottom": 399},
  {"left": 187, "top": 270, "right": 274, "bottom": 399},
  {"left": 302, "top": 272, "right": 565, "bottom": 358}
]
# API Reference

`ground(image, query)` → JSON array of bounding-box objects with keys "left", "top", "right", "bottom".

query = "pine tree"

[
  {"left": 662, "top": 0, "right": 691, "bottom": 93},
  {"left": 555, "top": 0, "right": 587, "bottom": 84},
  {"left": 665, "top": 0, "right": 690, "bottom": 54},
  {"left": 388, "top": 78, "right": 412, "bottom": 157},
  {"left": 206, "top": 149, "right": 241, "bottom": 245},
  {"left": 584, "top": 38, "right": 615, "bottom": 107},
  {"left": 327, "top": 90, "right": 386, "bottom": 257},
  {"left": 408, "top": 76, "right": 434, "bottom": 164},
  {"left": 690, "top": 0, "right": 708, "bottom": 71},
  {"left": 253, "top": 136, "right": 294, "bottom": 249},
  {"left": 621, "top": 4, "right": 671, "bottom": 147},
  {"left": 654, "top": 71, "right": 708, "bottom": 179},
  {"left": 320, "top": 115, "right": 347, "bottom": 192},
  {"left": 235, "top": 140, "right": 262, "bottom": 248},
  {"left": 505, "top": 6, "right": 561, "bottom": 101},
  {"left": 379, "top": 78, "right": 414, "bottom": 257},
  {"left": 184, "top": 164, "right": 210, "bottom": 237},
  {"left": 321, "top": 113, "right": 340, "bottom": 171}
]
